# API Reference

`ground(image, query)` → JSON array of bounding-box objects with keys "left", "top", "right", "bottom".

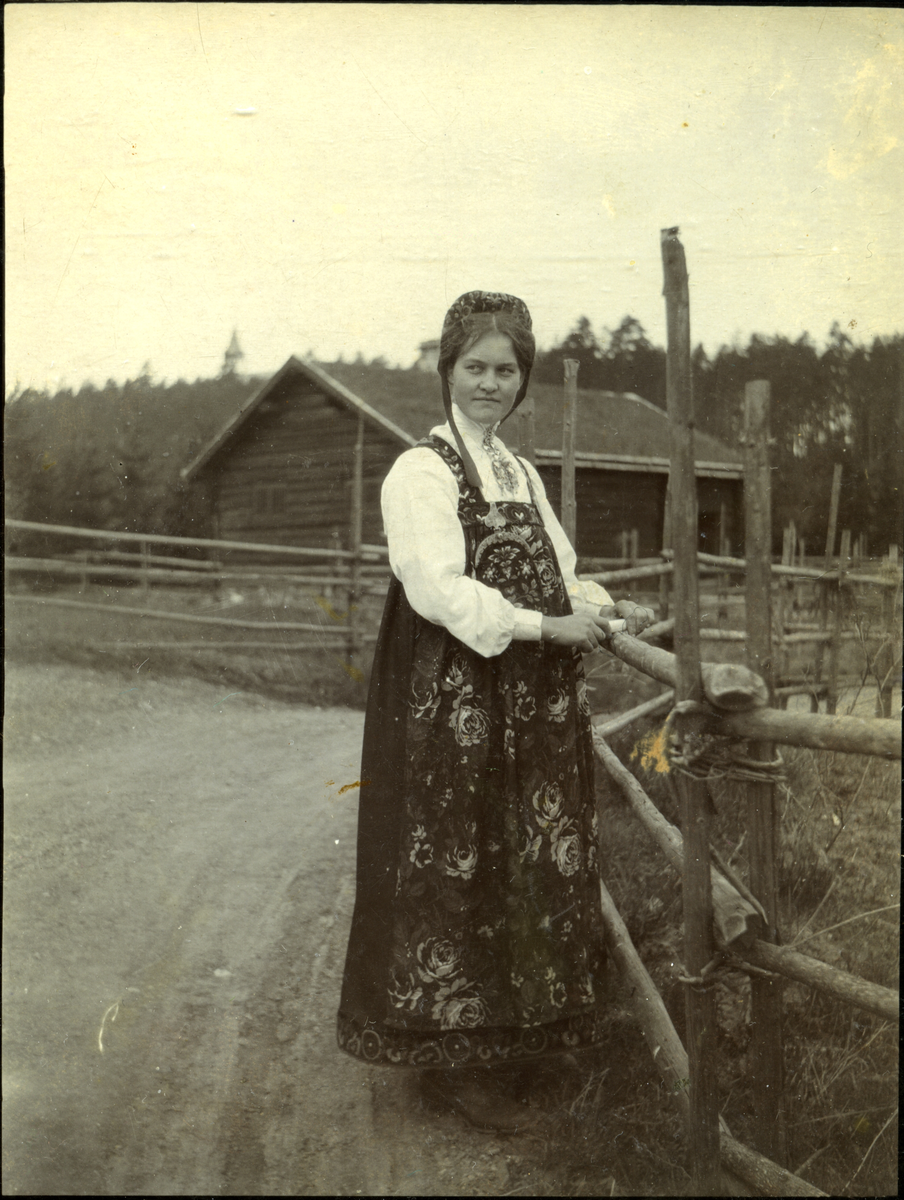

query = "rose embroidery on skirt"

[
  {"left": 416, "top": 937, "right": 462, "bottom": 983},
  {"left": 431, "top": 977, "right": 489, "bottom": 1029},
  {"left": 532, "top": 781, "right": 565, "bottom": 826},
  {"left": 513, "top": 680, "right": 536, "bottom": 722},
  {"left": 449, "top": 699, "right": 490, "bottom": 746},
  {"left": 551, "top": 819, "right": 582, "bottom": 876},
  {"left": 444, "top": 842, "right": 478, "bottom": 880}
]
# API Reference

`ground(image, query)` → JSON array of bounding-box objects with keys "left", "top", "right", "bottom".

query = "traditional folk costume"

[{"left": 337, "top": 293, "right": 614, "bottom": 1073}]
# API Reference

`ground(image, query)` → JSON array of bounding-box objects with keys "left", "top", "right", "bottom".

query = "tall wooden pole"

[
  {"left": 823, "top": 464, "right": 843, "bottom": 568},
  {"left": 347, "top": 413, "right": 365, "bottom": 673},
  {"left": 661, "top": 226, "right": 720, "bottom": 1194},
  {"left": 562, "top": 359, "right": 578, "bottom": 546},
  {"left": 659, "top": 481, "right": 672, "bottom": 620},
  {"left": 518, "top": 393, "right": 536, "bottom": 466},
  {"left": 743, "top": 380, "right": 787, "bottom": 1163},
  {"left": 815, "top": 464, "right": 843, "bottom": 710}
]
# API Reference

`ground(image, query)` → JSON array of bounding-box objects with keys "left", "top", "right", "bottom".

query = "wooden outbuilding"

[
  {"left": 183, "top": 357, "right": 743, "bottom": 561},
  {"left": 181, "top": 356, "right": 414, "bottom": 556}
]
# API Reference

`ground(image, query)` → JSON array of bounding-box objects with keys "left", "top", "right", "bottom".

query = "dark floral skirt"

[{"left": 338, "top": 437, "right": 609, "bottom": 1069}]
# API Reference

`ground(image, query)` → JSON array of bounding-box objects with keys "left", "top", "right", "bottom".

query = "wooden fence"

[
  {"left": 573, "top": 230, "right": 901, "bottom": 1196},
  {"left": 5, "top": 518, "right": 391, "bottom": 669}
]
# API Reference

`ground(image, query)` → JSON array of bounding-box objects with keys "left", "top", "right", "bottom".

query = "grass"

[{"left": 4, "top": 582, "right": 372, "bottom": 708}]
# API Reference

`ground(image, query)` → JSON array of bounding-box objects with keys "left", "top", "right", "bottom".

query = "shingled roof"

[
  {"left": 181, "top": 356, "right": 743, "bottom": 483},
  {"left": 322, "top": 361, "right": 742, "bottom": 475}
]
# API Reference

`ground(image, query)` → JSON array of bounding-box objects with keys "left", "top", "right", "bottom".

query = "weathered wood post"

[
  {"left": 813, "top": 466, "right": 843, "bottom": 710},
  {"left": 347, "top": 413, "right": 365, "bottom": 675},
  {"left": 743, "top": 379, "right": 787, "bottom": 1163},
  {"left": 824, "top": 464, "right": 843, "bottom": 567},
  {"left": 659, "top": 483, "right": 672, "bottom": 621},
  {"left": 518, "top": 393, "right": 536, "bottom": 466},
  {"left": 826, "top": 529, "right": 851, "bottom": 715},
  {"left": 562, "top": 359, "right": 578, "bottom": 546},
  {"left": 661, "top": 225, "right": 720, "bottom": 1194},
  {"left": 777, "top": 522, "right": 795, "bottom": 700},
  {"left": 876, "top": 573, "right": 898, "bottom": 718}
]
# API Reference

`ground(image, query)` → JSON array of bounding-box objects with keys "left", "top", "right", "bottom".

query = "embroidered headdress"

[{"left": 437, "top": 290, "right": 535, "bottom": 490}]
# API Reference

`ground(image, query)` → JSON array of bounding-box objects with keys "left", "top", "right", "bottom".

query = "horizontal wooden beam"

[
  {"left": 712, "top": 707, "right": 901, "bottom": 760},
  {"left": 83, "top": 638, "right": 379, "bottom": 650},
  {"left": 4, "top": 593, "right": 351, "bottom": 633},
  {"left": 592, "top": 690, "right": 674, "bottom": 737},
  {"left": 585, "top": 562, "right": 673, "bottom": 585},
  {"left": 602, "top": 632, "right": 769, "bottom": 711},
  {"left": 5, "top": 518, "right": 389, "bottom": 561},
  {"left": 6, "top": 557, "right": 374, "bottom": 589},
  {"left": 661, "top": 548, "right": 900, "bottom": 587},
  {"left": 739, "top": 940, "right": 898, "bottom": 1023},
  {"left": 600, "top": 632, "right": 900, "bottom": 757}
]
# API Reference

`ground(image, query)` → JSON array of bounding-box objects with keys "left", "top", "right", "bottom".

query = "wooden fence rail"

[
  {"left": 661, "top": 547, "right": 900, "bottom": 588},
  {"left": 4, "top": 593, "right": 353, "bottom": 634},
  {"left": 601, "top": 631, "right": 901, "bottom": 758},
  {"left": 5, "top": 556, "right": 389, "bottom": 592},
  {"left": 5, "top": 518, "right": 389, "bottom": 562}
]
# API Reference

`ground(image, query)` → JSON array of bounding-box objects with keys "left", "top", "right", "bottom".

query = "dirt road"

[{"left": 3, "top": 663, "right": 518, "bottom": 1195}]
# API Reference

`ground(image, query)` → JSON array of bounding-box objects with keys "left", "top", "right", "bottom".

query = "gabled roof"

[
  {"left": 181, "top": 356, "right": 417, "bottom": 480},
  {"left": 182, "top": 356, "right": 743, "bottom": 482},
  {"left": 322, "top": 362, "right": 743, "bottom": 472}
]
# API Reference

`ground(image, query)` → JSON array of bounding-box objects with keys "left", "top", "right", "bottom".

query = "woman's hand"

[
  {"left": 609, "top": 600, "right": 656, "bottom": 636},
  {"left": 541, "top": 612, "right": 613, "bottom": 652}
]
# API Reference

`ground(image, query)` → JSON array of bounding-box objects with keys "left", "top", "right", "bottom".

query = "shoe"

[
  {"left": 503, "top": 1052, "right": 583, "bottom": 1106},
  {"left": 419, "top": 1068, "right": 541, "bottom": 1133}
]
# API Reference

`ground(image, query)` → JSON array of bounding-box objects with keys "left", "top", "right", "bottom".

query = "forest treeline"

[{"left": 5, "top": 320, "right": 902, "bottom": 554}]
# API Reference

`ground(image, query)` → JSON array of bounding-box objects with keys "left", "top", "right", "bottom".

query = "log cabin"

[{"left": 181, "top": 356, "right": 743, "bottom": 560}]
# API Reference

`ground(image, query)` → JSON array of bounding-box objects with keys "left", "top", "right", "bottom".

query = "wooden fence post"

[
  {"left": 824, "top": 465, "right": 843, "bottom": 567},
  {"left": 659, "top": 483, "right": 672, "bottom": 621},
  {"left": 662, "top": 225, "right": 720, "bottom": 1194},
  {"left": 876, "top": 580, "right": 898, "bottom": 718},
  {"left": 743, "top": 379, "right": 787, "bottom": 1163},
  {"left": 347, "top": 414, "right": 365, "bottom": 675},
  {"left": 826, "top": 530, "right": 851, "bottom": 716},
  {"left": 562, "top": 359, "right": 578, "bottom": 546},
  {"left": 518, "top": 393, "right": 536, "bottom": 466}
]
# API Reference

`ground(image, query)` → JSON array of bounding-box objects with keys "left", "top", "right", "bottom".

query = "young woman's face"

[{"left": 448, "top": 331, "right": 523, "bottom": 428}]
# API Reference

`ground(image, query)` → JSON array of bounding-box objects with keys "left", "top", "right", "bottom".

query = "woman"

[{"left": 337, "top": 291, "right": 653, "bottom": 1131}]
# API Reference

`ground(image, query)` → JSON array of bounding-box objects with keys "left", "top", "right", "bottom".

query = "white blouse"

[{"left": 381, "top": 404, "right": 614, "bottom": 658}]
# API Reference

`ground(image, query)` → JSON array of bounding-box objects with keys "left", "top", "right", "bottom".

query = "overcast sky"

[{"left": 5, "top": 3, "right": 902, "bottom": 391}]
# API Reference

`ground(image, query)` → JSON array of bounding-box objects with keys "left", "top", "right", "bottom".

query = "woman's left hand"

[{"left": 611, "top": 600, "right": 656, "bottom": 636}]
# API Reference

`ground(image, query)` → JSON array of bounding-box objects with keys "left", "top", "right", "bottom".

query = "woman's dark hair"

[{"left": 438, "top": 311, "right": 536, "bottom": 382}]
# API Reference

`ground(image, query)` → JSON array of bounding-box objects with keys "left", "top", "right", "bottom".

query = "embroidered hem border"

[{"left": 337, "top": 1008, "right": 607, "bottom": 1068}]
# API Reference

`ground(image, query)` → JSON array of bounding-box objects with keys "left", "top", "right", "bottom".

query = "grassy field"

[
  {"left": 4, "top": 582, "right": 373, "bottom": 708},
  {"left": 6, "top": 584, "right": 900, "bottom": 1194}
]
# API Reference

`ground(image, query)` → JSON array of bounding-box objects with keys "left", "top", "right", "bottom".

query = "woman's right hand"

[{"left": 541, "top": 612, "right": 613, "bottom": 653}]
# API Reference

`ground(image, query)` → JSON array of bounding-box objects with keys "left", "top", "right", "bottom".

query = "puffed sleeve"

[
  {"left": 520, "top": 459, "right": 615, "bottom": 614},
  {"left": 382, "top": 448, "right": 544, "bottom": 657}
]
